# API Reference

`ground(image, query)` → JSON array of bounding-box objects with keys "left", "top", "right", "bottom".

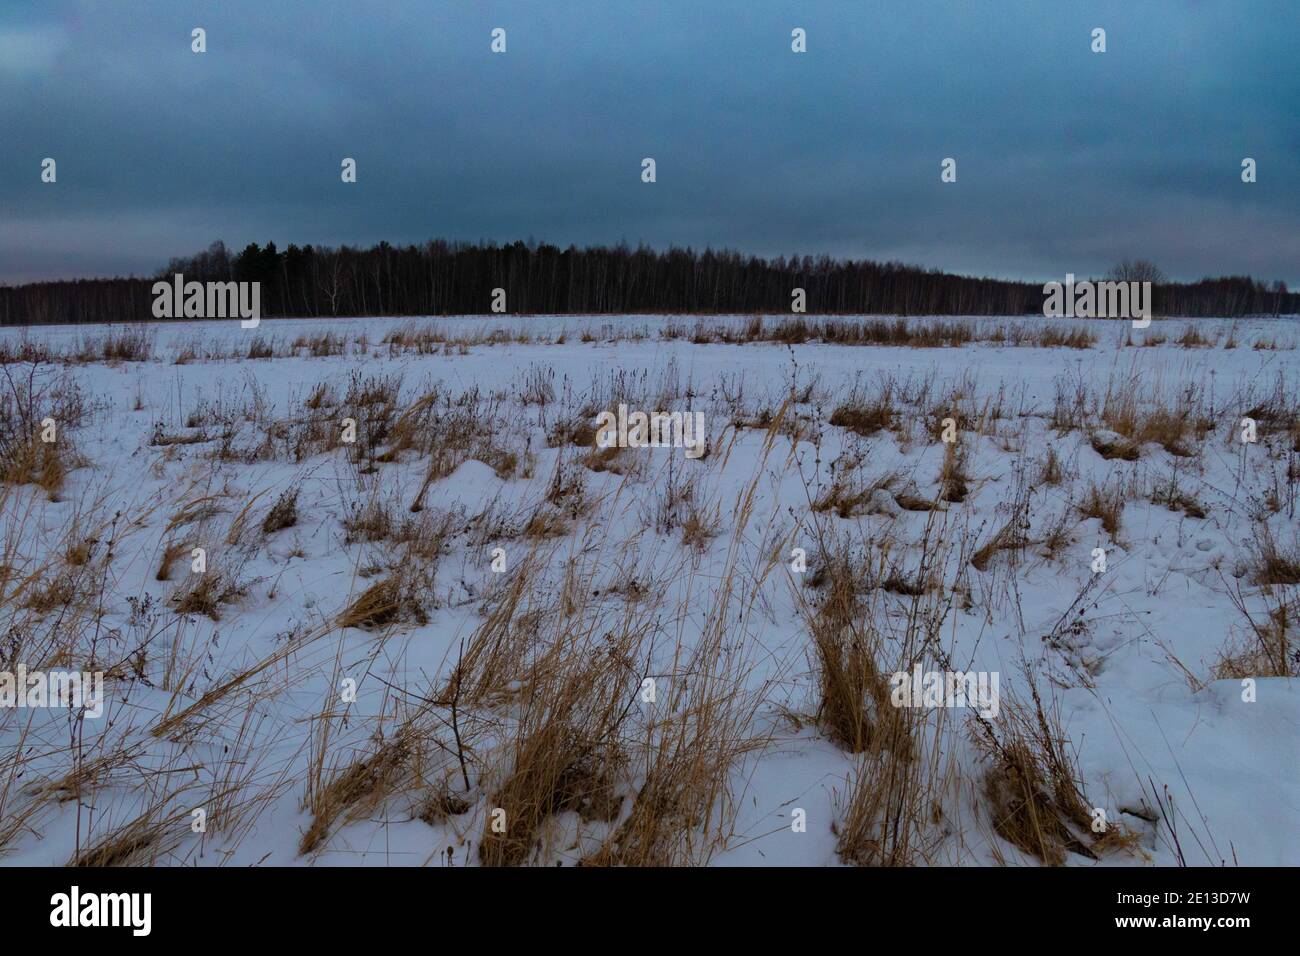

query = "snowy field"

[{"left": 0, "top": 313, "right": 1297, "bottom": 867}]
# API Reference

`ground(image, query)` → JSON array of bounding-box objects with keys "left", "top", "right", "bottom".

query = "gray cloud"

[{"left": 2, "top": 0, "right": 1297, "bottom": 285}]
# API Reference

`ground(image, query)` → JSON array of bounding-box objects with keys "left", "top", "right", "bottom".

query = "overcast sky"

[{"left": 2, "top": 0, "right": 1297, "bottom": 285}]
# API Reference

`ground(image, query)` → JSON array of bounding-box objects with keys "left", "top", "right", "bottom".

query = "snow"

[{"left": 0, "top": 313, "right": 1296, "bottom": 866}]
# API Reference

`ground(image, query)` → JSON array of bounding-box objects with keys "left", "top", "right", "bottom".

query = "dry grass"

[
  {"left": 808, "top": 587, "right": 902, "bottom": 754},
  {"left": 154, "top": 539, "right": 193, "bottom": 581},
  {"left": 1089, "top": 430, "right": 1141, "bottom": 462},
  {"left": 1038, "top": 446, "right": 1063, "bottom": 486},
  {"left": 972, "top": 675, "right": 1138, "bottom": 865},
  {"left": 1177, "top": 325, "right": 1213, "bottom": 348},
  {"left": 1099, "top": 377, "right": 1196, "bottom": 457},
  {"left": 477, "top": 628, "right": 638, "bottom": 866},
  {"left": 581, "top": 428, "right": 787, "bottom": 866},
  {"left": 170, "top": 567, "right": 246, "bottom": 620},
  {"left": 79, "top": 325, "right": 155, "bottom": 364},
  {"left": 1214, "top": 578, "right": 1294, "bottom": 679},
  {"left": 1213, "top": 611, "right": 1293, "bottom": 679},
  {"left": 1246, "top": 526, "right": 1300, "bottom": 586},
  {"left": 1151, "top": 477, "right": 1207, "bottom": 519},
  {"left": 802, "top": 517, "right": 958, "bottom": 865},
  {"left": 436, "top": 550, "right": 551, "bottom": 706},
  {"left": 335, "top": 570, "right": 430, "bottom": 630},
  {"left": 261, "top": 487, "right": 298, "bottom": 534},
  {"left": 0, "top": 366, "right": 85, "bottom": 497},
  {"left": 971, "top": 518, "right": 1029, "bottom": 572},
  {"left": 300, "top": 735, "right": 415, "bottom": 855},
  {"left": 0, "top": 327, "right": 1289, "bottom": 871},
  {"left": 1078, "top": 481, "right": 1125, "bottom": 537},
  {"left": 829, "top": 385, "right": 896, "bottom": 437},
  {"left": 654, "top": 468, "right": 721, "bottom": 553},
  {"left": 69, "top": 812, "right": 179, "bottom": 866},
  {"left": 938, "top": 443, "right": 970, "bottom": 503},
  {"left": 811, "top": 471, "right": 900, "bottom": 520}
]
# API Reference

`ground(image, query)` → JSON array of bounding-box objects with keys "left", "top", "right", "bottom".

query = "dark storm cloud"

[{"left": 1, "top": 0, "right": 1297, "bottom": 285}]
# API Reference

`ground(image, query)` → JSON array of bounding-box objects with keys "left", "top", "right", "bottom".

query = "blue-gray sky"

[{"left": 2, "top": 0, "right": 1297, "bottom": 285}]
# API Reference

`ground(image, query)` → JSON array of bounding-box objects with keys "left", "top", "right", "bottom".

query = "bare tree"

[
  {"left": 316, "top": 256, "right": 342, "bottom": 316},
  {"left": 1109, "top": 258, "right": 1167, "bottom": 284}
]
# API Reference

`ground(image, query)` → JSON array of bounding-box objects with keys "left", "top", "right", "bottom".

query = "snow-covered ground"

[{"left": 1, "top": 314, "right": 1296, "bottom": 866}]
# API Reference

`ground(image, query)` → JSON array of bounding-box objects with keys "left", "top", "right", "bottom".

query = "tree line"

[{"left": 2, "top": 239, "right": 1294, "bottom": 325}]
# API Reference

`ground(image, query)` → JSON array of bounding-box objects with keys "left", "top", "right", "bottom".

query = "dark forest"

[{"left": 2, "top": 239, "right": 1294, "bottom": 325}]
